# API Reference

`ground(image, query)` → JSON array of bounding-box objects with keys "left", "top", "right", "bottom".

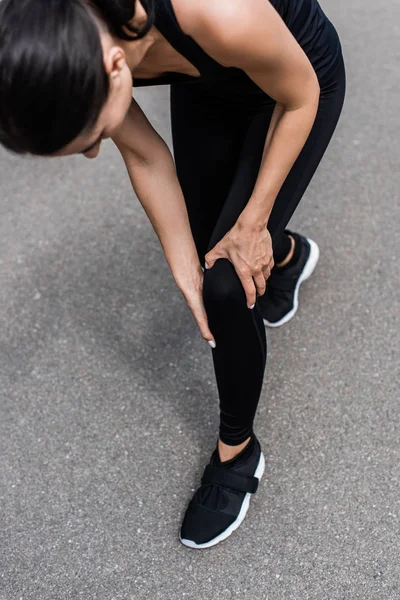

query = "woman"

[{"left": 0, "top": 0, "right": 346, "bottom": 548}]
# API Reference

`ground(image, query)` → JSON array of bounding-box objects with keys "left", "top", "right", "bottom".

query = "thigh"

[{"left": 170, "top": 80, "right": 269, "bottom": 266}]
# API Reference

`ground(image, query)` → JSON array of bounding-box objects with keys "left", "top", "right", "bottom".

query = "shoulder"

[
  {"left": 169, "top": 0, "right": 298, "bottom": 70},
  {"left": 169, "top": 0, "right": 288, "bottom": 62},
  {"left": 170, "top": 0, "right": 270, "bottom": 37}
]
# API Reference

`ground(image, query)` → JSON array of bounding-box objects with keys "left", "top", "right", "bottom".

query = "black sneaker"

[
  {"left": 259, "top": 230, "right": 320, "bottom": 328},
  {"left": 179, "top": 433, "right": 265, "bottom": 549}
]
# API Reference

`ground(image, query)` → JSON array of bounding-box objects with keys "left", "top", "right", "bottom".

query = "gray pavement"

[{"left": 1, "top": 1, "right": 399, "bottom": 599}]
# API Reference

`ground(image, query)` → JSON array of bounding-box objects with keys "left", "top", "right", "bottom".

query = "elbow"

[
  {"left": 308, "top": 73, "right": 321, "bottom": 107},
  {"left": 285, "top": 84, "right": 320, "bottom": 112},
  {"left": 285, "top": 70, "right": 320, "bottom": 111}
]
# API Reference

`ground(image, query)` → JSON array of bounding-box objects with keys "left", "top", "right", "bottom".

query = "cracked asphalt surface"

[{"left": 1, "top": 1, "right": 399, "bottom": 598}]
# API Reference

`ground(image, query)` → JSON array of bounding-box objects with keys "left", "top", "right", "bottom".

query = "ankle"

[
  {"left": 275, "top": 234, "right": 295, "bottom": 268},
  {"left": 218, "top": 436, "right": 251, "bottom": 462}
]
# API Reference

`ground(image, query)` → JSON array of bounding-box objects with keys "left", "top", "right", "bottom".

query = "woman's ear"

[{"left": 104, "top": 46, "right": 126, "bottom": 83}]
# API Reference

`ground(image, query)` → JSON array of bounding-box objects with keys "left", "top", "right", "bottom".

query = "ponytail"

[{"left": 89, "top": 0, "right": 156, "bottom": 40}]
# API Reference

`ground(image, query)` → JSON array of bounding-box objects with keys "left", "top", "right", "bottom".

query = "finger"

[
  {"left": 262, "top": 265, "right": 271, "bottom": 280},
  {"left": 253, "top": 270, "right": 267, "bottom": 297},
  {"left": 205, "top": 246, "right": 225, "bottom": 269},
  {"left": 237, "top": 269, "right": 257, "bottom": 308}
]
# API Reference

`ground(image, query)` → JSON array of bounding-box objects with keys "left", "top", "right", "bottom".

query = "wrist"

[
  {"left": 237, "top": 211, "right": 269, "bottom": 231},
  {"left": 174, "top": 262, "right": 204, "bottom": 292},
  {"left": 238, "top": 196, "right": 274, "bottom": 231}
]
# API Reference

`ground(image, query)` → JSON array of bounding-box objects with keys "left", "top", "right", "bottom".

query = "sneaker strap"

[{"left": 201, "top": 464, "right": 259, "bottom": 494}]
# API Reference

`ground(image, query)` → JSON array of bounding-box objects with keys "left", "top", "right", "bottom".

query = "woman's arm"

[
  {"left": 173, "top": 0, "right": 321, "bottom": 229},
  {"left": 112, "top": 98, "right": 201, "bottom": 291},
  {"left": 240, "top": 100, "right": 319, "bottom": 230},
  {"left": 111, "top": 98, "right": 217, "bottom": 346}
]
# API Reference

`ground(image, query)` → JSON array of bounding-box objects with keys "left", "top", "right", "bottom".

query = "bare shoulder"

[
  {"left": 169, "top": 0, "right": 297, "bottom": 67},
  {"left": 170, "top": 0, "right": 279, "bottom": 39}
]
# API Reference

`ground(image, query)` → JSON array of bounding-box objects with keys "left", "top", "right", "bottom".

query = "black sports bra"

[{"left": 132, "top": 0, "right": 342, "bottom": 88}]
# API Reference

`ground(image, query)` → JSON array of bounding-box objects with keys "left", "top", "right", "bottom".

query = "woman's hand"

[
  {"left": 204, "top": 220, "right": 274, "bottom": 309},
  {"left": 177, "top": 264, "right": 217, "bottom": 348}
]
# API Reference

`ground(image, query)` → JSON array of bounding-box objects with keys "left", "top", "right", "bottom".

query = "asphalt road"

[{"left": 1, "top": 1, "right": 399, "bottom": 599}]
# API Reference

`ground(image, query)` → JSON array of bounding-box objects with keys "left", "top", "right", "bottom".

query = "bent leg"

[
  {"left": 170, "top": 80, "right": 274, "bottom": 446},
  {"left": 204, "top": 54, "right": 346, "bottom": 444},
  {"left": 202, "top": 111, "right": 274, "bottom": 446}
]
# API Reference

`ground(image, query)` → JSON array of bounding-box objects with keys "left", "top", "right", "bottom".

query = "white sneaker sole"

[
  {"left": 179, "top": 450, "right": 266, "bottom": 549},
  {"left": 263, "top": 237, "right": 320, "bottom": 328}
]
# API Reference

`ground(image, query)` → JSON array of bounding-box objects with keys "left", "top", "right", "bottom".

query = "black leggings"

[{"left": 170, "top": 53, "right": 346, "bottom": 446}]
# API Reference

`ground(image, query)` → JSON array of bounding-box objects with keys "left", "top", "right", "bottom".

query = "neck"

[
  {"left": 118, "top": 27, "right": 158, "bottom": 74},
  {"left": 117, "top": 0, "right": 159, "bottom": 73}
]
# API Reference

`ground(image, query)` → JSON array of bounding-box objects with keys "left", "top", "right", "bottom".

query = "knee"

[{"left": 203, "top": 258, "right": 245, "bottom": 311}]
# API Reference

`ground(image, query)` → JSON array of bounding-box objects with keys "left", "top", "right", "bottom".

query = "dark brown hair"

[{"left": 0, "top": 0, "right": 155, "bottom": 155}]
